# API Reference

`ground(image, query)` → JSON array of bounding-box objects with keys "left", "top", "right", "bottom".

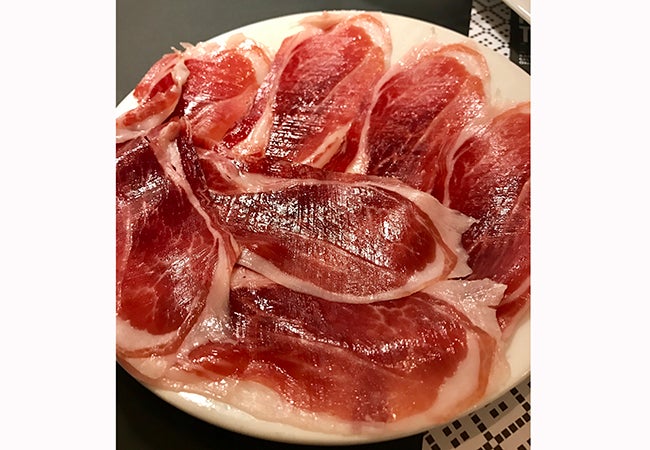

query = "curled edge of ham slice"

[
  {"left": 116, "top": 51, "right": 190, "bottom": 144},
  {"left": 116, "top": 35, "right": 271, "bottom": 145},
  {"left": 173, "top": 35, "right": 272, "bottom": 149}
]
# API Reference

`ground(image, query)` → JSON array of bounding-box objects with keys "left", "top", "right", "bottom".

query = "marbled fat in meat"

[
  {"left": 326, "top": 42, "right": 489, "bottom": 186},
  {"left": 145, "top": 269, "right": 509, "bottom": 434},
  {"left": 172, "top": 38, "right": 271, "bottom": 149},
  {"left": 445, "top": 103, "right": 530, "bottom": 337},
  {"left": 116, "top": 53, "right": 189, "bottom": 143},
  {"left": 116, "top": 38, "right": 270, "bottom": 147},
  {"left": 116, "top": 121, "right": 237, "bottom": 358}
]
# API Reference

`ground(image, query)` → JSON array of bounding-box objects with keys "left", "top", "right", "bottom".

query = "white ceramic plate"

[
  {"left": 503, "top": 0, "right": 531, "bottom": 24},
  {"left": 117, "top": 11, "right": 530, "bottom": 446}
]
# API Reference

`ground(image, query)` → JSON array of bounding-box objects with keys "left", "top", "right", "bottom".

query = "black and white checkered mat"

[
  {"left": 469, "top": 0, "right": 530, "bottom": 73},
  {"left": 423, "top": 377, "right": 531, "bottom": 450}
]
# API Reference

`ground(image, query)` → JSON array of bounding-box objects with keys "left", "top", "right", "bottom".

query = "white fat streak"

[
  {"left": 124, "top": 353, "right": 179, "bottom": 380},
  {"left": 229, "top": 26, "right": 322, "bottom": 157},
  {"left": 150, "top": 122, "right": 238, "bottom": 316},
  {"left": 422, "top": 335, "right": 482, "bottom": 419},
  {"left": 438, "top": 107, "right": 494, "bottom": 205},
  {"left": 377, "top": 179, "right": 473, "bottom": 278},
  {"left": 116, "top": 57, "right": 190, "bottom": 144},
  {"left": 419, "top": 330, "right": 509, "bottom": 425},
  {"left": 236, "top": 101, "right": 274, "bottom": 157},
  {"left": 301, "top": 124, "right": 351, "bottom": 167},
  {"left": 422, "top": 279, "right": 512, "bottom": 411},
  {"left": 116, "top": 111, "right": 169, "bottom": 143},
  {"left": 237, "top": 245, "right": 446, "bottom": 304},
  {"left": 229, "top": 266, "right": 274, "bottom": 289},
  {"left": 435, "top": 42, "right": 490, "bottom": 80},
  {"left": 424, "top": 279, "right": 506, "bottom": 339},
  {"left": 298, "top": 10, "right": 391, "bottom": 53},
  {"left": 345, "top": 142, "right": 371, "bottom": 174},
  {"left": 116, "top": 316, "right": 181, "bottom": 354}
]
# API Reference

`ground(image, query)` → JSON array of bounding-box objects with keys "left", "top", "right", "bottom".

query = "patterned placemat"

[
  {"left": 422, "top": 376, "right": 531, "bottom": 450},
  {"left": 469, "top": 0, "right": 530, "bottom": 73}
]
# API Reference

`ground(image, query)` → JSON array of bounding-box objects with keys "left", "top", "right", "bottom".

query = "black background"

[{"left": 116, "top": 0, "right": 473, "bottom": 104}]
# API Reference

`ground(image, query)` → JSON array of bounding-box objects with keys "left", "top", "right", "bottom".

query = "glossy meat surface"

[
  {"left": 116, "top": 122, "right": 236, "bottom": 358},
  {"left": 199, "top": 155, "right": 473, "bottom": 302},
  {"left": 122, "top": 269, "right": 508, "bottom": 434}
]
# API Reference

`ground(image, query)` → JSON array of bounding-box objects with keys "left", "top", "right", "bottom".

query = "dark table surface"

[
  {"left": 116, "top": 0, "right": 473, "bottom": 105},
  {"left": 116, "top": 1, "right": 497, "bottom": 449}
]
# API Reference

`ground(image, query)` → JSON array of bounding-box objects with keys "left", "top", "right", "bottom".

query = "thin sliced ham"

[
  {"left": 172, "top": 36, "right": 271, "bottom": 149},
  {"left": 195, "top": 153, "right": 473, "bottom": 303},
  {"left": 116, "top": 52, "right": 189, "bottom": 143},
  {"left": 326, "top": 41, "right": 490, "bottom": 187},
  {"left": 122, "top": 268, "right": 509, "bottom": 435},
  {"left": 116, "top": 37, "right": 270, "bottom": 146},
  {"left": 115, "top": 10, "right": 529, "bottom": 436},
  {"left": 443, "top": 102, "right": 531, "bottom": 337},
  {"left": 220, "top": 11, "right": 391, "bottom": 166},
  {"left": 116, "top": 122, "right": 238, "bottom": 358}
]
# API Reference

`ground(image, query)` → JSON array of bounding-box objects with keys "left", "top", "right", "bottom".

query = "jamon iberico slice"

[
  {"left": 171, "top": 37, "right": 271, "bottom": 149},
  {"left": 115, "top": 123, "right": 238, "bottom": 358},
  {"left": 122, "top": 268, "right": 509, "bottom": 435},
  {"left": 192, "top": 150, "right": 473, "bottom": 303},
  {"left": 116, "top": 52, "right": 189, "bottom": 143},
  {"left": 220, "top": 11, "right": 391, "bottom": 167},
  {"left": 443, "top": 102, "right": 531, "bottom": 337},
  {"left": 116, "top": 37, "right": 271, "bottom": 146},
  {"left": 325, "top": 40, "right": 490, "bottom": 185}
]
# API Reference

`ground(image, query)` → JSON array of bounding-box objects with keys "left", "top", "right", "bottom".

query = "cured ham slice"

[
  {"left": 326, "top": 41, "right": 490, "bottom": 187},
  {"left": 221, "top": 12, "right": 391, "bottom": 166},
  {"left": 442, "top": 102, "right": 530, "bottom": 337},
  {"left": 116, "top": 52, "right": 189, "bottom": 143},
  {"left": 171, "top": 37, "right": 271, "bottom": 149},
  {"left": 116, "top": 121, "right": 238, "bottom": 358},
  {"left": 195, "top": 153, "right": 473, "bottom": 303},
  {"left": 116, "top": 37, "right": 270, "bottom": 146},
  {"left": 122, "top": 268, "right": 509, "bottom": 435}
]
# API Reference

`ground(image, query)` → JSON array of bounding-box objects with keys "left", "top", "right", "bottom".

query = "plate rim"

[{"left": 502, "top": 0, "right": 531, "bottom": 24}]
